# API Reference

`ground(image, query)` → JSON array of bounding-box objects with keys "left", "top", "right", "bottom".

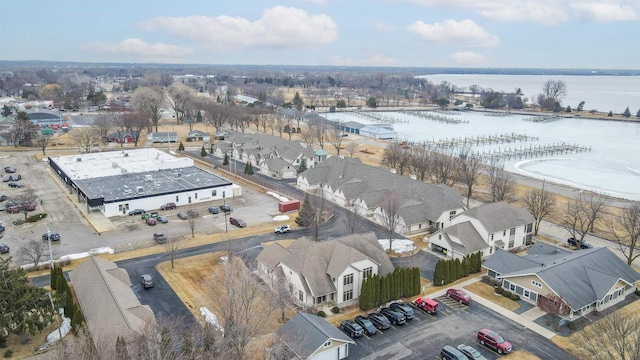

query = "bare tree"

[
  {"left": 16, "top": 188, "right": 38, "bottom": 221},
  {"left": 344, "top": 202, "right": 363, "bottom": 234},
  {"left": 572, "top": 311, "right": 640, "bottom": 360},
  {"left": 164, "top": 236, "right": 183, "bottom": 269},
  {"left": 167, "top": 83, "right": 195, "bottom": 125},
  {"left": 542, "top": 79, "right": 567, "bottom": 104},
  {"left": 410, "top": 146, "right": 430, "bottom": 181},
  {"left": 275, "top": 115, "right": 287, "bottom": 138},
  {"left": 536, "top": 293, "right": 571, "bottom": 324},
  {"left": 132, "top": 86, "right": 165, "bottom": 133},
  {"left": 562, "top": 191, "right": 605, "bottom": 247},
  {"left": 345, "top": 141, "right": 359, "bottom": 158},
  {"left": 326, "top": 125, "right": 345, "bottom": 155},
  {"left": 121, "top": 111, "right": 148, "bottom": 147},
  {"left": 72, "top": 127, "right": 100, "bottom": 153},
  {"left": 300, "top": 127, "right": 316, "bottom": 147},
  {"left": 521, "top": 180, "right": 556, "bottom": 235},
  {"left": 211, "top": 256, "right": 277, "bottom": 359},
  {"left": 204, "top": 100, "right": 230, "bottom": 133},
  {"left": 608, "top": 204, "right": 640, "bottom": 265},
  {"left": 92, "top": 114, "right": 113, "bottom": 145},
  {"left": 457, "top": 152, "right": 484, "bottom": 207},
  {"left": 378, "top": 191, "right": 403, "bottom": 252},
  {"left": 309, "top": 121, "right": 327, "bottom": 149},
  {"left": 488, "top": 163, "right": 515, "bottom": 202},
  {"left": 187, "top": 211, "right": 200, "bottom": 238},
  {"left": 258, "top": 114, "right": 269, "bottom": 133},
  {"left": 273, "top": 273, "right": 294, "bottom": 323},
  {"left": 18, "top": 238, "right": 47, "bottom": 267},
  {"left": 34, "top": 133, "right": 51, "bottom": 155},
  {"left": 430, "top": 150, "right": 457, "bottom": 187}
]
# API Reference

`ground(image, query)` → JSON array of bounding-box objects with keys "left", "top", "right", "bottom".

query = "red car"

[
  {"left": 161, "top": 202, "right": 177, "bottom": 210},
  {"left": 477, "top": 328, "right": 512, "bottom": 354},
  {"left": 446, "top": 288, "right": 472, "bottom": 305},
  {"left": 146, "top": 217, "right": 157, "bottom": 226}
]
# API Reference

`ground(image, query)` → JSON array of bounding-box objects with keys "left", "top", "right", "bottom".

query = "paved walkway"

[{"left": 440, "top": 277, "right": 558, "bottom": 339}]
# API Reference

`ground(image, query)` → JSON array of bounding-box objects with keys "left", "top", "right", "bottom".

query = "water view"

[{"left": 325, "top": 110, "right": 640, "bottom": 201}]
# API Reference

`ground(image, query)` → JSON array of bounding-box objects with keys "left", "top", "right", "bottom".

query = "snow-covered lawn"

[{"left": 378, "top": 239, "right": 416, "bottom": 253}]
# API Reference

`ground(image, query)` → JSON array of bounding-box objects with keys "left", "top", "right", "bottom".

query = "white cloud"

[
  {"left": 375, "top": 22, "right": 396, "bottom": 31},
  {"left": 448, "top": 51, "right": 486, "bottom": 65},
  {"left": 290, "top": 0, "right": 327, "bottom": 4},
  {"left": 82, "top": 38, "right": 193, "bottom": 63},
  {"left": 328, "top": 53, "right": 396, "bottom": 66},
  {"left": 138, "top": 6, "right": 338, "bottom": 51},
  {"left": 406, "top": 19, "right": 499, "bottom": 48},
  {"left": 406, "top": 0, "right": 640, "bottom": 25}
]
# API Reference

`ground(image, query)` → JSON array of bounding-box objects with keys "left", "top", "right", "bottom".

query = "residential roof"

[
  {"left": 256, "top": 242, "right": 291, "bottom": 271},
  {"left": 340, "top": 121, "right": 365, "bottom": 129},
  {"left": 69, "top": 257, "right": 156, "bottom": 351},
  {"left": 150, "top": 132, "right": 178, "bottom": 140},
  {"left": 457, "top": 201, "right": 535, "bottom": 233},
  {"left": 483, "top": 247, "right": 640, "bottom": 309},
  {"left": 188, "top": 130, "right": 210, "bottom": 136},
  {"left": 259, "top": 232, "right": 394, "bottom": 297},
  {"left": 438, "top": 221, "right": 488, "bottom": 254},
  {"left": 277, "top": 312, "right": 354, "bottom": 359}
]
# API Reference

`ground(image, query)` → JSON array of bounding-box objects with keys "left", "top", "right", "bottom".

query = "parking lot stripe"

[{"left": 363, "top": 334, "right": 371, "bottom": 340}]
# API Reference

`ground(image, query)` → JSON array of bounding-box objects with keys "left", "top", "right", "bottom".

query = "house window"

[
  {"left": 449, "top": 210, "right": 456, "bottom": 220},
  {"left": 503, "top": 230, "right": 506, "bottom": 236},
  {"left": 176, "top": 196, "right": 179, "bottom": 202},
  {"left": 323, "top": 340, "right": 332, "bottom": 348},
  {"left": 438, "top": 234, "right": 442, "bottom": 240},
  {"left": 344, "top": 274, "right": 353, "bottom": 286},
  {"left": 510, "top": 228, "right": 516, "bottom": 236},
  {"left": 531, "top": 280, "right": 542, "bottom": 288},
  {"left": 343, "top": 290, "right": 353, "bottom": 302},
  {"left": 363, "top": 267, "right": 373, "bottom": 279},
  {"left": 508, "top": 239, "right": 515, "bottom": 248},
  {"left": 490, "top": 234, "right": 494, "bottom": 241},
  {"left": 212, "top": 190, "right": 217, "bottom": 197},
  {"left": 510, "top": 283, "right": 516, "bottom": 292},
  {"left": 524, "top": 289, "right": 530, "bottom": 298},
  {"left": 195, "top": 193, "right": 198, "bottom": 199},
  {"left": 317, "top": 295, "right": 327, "bottom": 304}
]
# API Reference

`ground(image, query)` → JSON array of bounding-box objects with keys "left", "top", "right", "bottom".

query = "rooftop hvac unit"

[
  {"left": 145, "top": 174, "right": 153, "bottom": 181},
  {"left": 136, "top": 186, "right": 144, "bottom": 194},
  {"left": 124, "top": 153, "right": 129, "bottom": 157},
  {"left": 76, "top": 157, "right": 82, "bottom": 162}
]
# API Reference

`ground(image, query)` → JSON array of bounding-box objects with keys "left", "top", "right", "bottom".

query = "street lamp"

[
  {"left": 47, "top": 225, "right": 54, "bottom": 270},
  {"left": 223, "top": 192, "right": 228, "bottom": 233}
]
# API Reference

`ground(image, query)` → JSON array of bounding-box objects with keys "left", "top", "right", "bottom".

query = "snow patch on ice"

[{"left": 378, "top": 239, "right": 415, "bottom": 253}]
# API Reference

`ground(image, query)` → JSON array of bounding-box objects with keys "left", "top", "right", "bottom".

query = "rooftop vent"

[
  {"left": 124, "top": 153, "right": 129, "bottom": 157},
  {"left": 76, "top": 157, "right": 82, "bottom": 162},
  {"left": 136, "top": 186, "right": 144, "bottom": 194},
  {"left": 145, "top": 175, "right": 153, "bottom": 182}
]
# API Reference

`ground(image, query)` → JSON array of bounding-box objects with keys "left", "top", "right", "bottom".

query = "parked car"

[
  {"left": 379, "top": 307, "right": 406, "bottom": 325},
  {"left": 177, "top": 212, "right": 188, "bottom": 220},
  {"left": 414, "top": 296, "right": 439, "bottom": 314},
  {"left": 8, "top": 182, "right": 23, "bottom": 188},
  {"left": 390, "top": 302, "right": 415, "bottom": 320},
  {"left": 340, "top": 320, "right": 364, "bottom": 338},
  {"left": 161, "top": 202, "right": 177, "bottom": 210},
  {"left": 0, "top": 244, "right": 9, "bottom": 254},
  {"left": 447, "top": 289, "right": 472, "bottom": 305},
  {"left": 0, "top": 224, "right": 4, "bottom": 233},
  {"left": 156, "top": 215, "right": 168, "bottom": 224},
  {"left": 42, "top": 232, "right": 61, "bottom": 241},
  {"left": 208, "top": 206, "right": 219, "bottom": 214},
  {"left": 457, "top": 344, "right": 488, "bottom": 360},
  {"left": 477, "top": 328, "right": 512, "bottom": 354},
  {"left": 0, "top": 194, "right": 6, "bottom": 202},
  {"left": 441, "top": 345, "right": 470, "bottom": 360},
  {"left": 187, "top": 209, "right": 199, "bottom": 218},
  {"left": 366, "top": 312, "right": 391, "bottom": 330},
  {"left": 153, "top": 233, "right": 166, "bottom": 244},
  {"left": 274, "top": 224, "right": 290, "bottom": 234},
  {"left": 129, "top": 208, "right": 145, "bottom": 216},
  {"left": 146, "top": 217, "right": 157, "bottom": 226},
  {"left": 0, "top": 205, "right": 5, "bottom": 211},
  {"left": 7, "top": 206, "right": 19, "bottom": 213},
  {"left": 2, "top": 176, "right": 11, "bottom": 182},
  {"left": 141, "top": 212, "right": 159, "bottom": 220},
  {"left": 140, "top": 274, "right": 154, "bottom": 288},
  {"left": 4, "top": 166, "right": 16, "bottom": 173},
  {"left": 219, "top": 204, "right": 231, "bottom": 212},
  {"left": 567, "top": 237, "right": 593, "bottom": 249},
  {"left": 354, "top": 315, "right": 377, "bottom": 336},
  {"left": 229, "top": 217, "right": 246, "bottom": 228}
]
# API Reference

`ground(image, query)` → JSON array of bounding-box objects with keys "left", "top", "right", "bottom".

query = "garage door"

[
  {"left": 282, "top": 170, "right": 296, "bottom": 179},
  {"left": 313, "top": 347, "right": 339, "bottom": 360}
]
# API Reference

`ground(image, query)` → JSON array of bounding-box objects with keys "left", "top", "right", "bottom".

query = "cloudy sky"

[{"left": 1, "top": 0, "right": 638, "bottom": 68}]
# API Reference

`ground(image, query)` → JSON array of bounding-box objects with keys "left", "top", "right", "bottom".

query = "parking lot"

[{"left": 342, "top": 294, "right": 573, "bottom": 360}]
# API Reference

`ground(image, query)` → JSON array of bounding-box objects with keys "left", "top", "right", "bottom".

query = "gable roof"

[
  {"left": 484, "top": 247, "right": 640, "bottom": 309},
  {"left": 457, "top": 201, "right": 535, "bottom": 233},
  {"left": 259, "top": 232, "right": 394, "bottom": 297},
  {"left": 277, "top": 313, "right": 354, "bottom": 359},
  {"left": 69, "top": 257, "right": 156, "bottom": 351},
  {"left": 438, "top": 221, "right": 488, "bottom": 254}
]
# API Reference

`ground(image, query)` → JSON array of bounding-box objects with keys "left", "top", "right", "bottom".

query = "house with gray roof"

[
  {"left": 275, "top": 312, "right": 354, "bottom": 360},
  {"left": 483, "top": 245, "right": 640, "bottom": 320},
  {"left": 187, "top": 130, "right": 211, "bottom": 143},
  {"left": 297, "top": 156, "right": 464, "bottom": 235},
  {"left": 359, "top": 124, "right": 398, "bottom": 140},
  {"left": 338, "top": 121, "right": 365, "bottom": 134},
  {"left": 148, "top": 132, "right": 178, "bottom": 143},
  {"left": 257, "top": 232, "right": 394, "bottom": 308},
  {"left": 426, "top": 201, "right": 535, "bottom": 258},
  {"left": 69, "top": 257, "right": 157, "bottom": 357}
]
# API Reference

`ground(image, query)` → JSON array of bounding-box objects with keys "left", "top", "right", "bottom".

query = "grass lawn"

[
  {"left": 3, "top": 320, "right": 62, "bottom": 359},
  {"left": 463, "top": 281, "right": 521, "bottom": 311},
  {"left": 503, "top": 350, "right": 541, "bottom": 359}
]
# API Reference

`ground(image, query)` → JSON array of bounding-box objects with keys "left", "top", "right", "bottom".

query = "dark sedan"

[
  {"left": 340, "top": 320, "right": 364, "bottom": 338},
  {"left": 367, "top": 312, "right": 391, "bottom": 330},
  {"left": 390, "top": 302, "right": 415, "bottom": 320},
  {"left": 380, "top": 307, "right": 406, "bottom": 325},
  {"left": 208, "top": 206, "right": 219, "bottom": 214},
  {"left": 42, "top": 232, "right": 61, "bottom": 241},
  {"left": 128, "top": 208, "right": 145, "bottom": 216},
  {"left": 355, "top": 315, "right": 378, "bottom": 336},
  {"left": 4, "top": 166, "right": 16, "bottom": 173},
  {"left": 0, "top": 244, "right": 9, "bottom": 254}
]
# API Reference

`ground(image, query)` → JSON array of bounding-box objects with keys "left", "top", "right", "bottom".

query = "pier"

[
  {"left": 402, "top": 133, "right": 539, "bottom": 149},
  {"left": 522, "top": 114, "right": 562, "bottom": 123},
  {"left": 402, "top": 111, "right": 469, "bottom": 124},
  {"left": 349, "top": 111, "right": 410, "bottom": 124}
]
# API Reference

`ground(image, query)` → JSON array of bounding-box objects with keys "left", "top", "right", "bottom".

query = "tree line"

[
  {"left": 359, "top": 267, "right": 421, "bottom": 311},
  {"left": 432, "top": 252, "right": 483, "bottom": 286}
]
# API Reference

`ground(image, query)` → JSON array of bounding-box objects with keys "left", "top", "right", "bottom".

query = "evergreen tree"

[
  {"left": 433, "top": 261, "right": 442, "bottom": 287},
  {"left": 295, "top": 194, "right": 315, "bottom": 227},
  {"left": 178, "top": 141, "right": 185, "bottom": 151},
  {"left": 455, "top": 258, "right": 463, "bottom": 281},
  {"left": 608, "top": 110, "right": 614, "bottom": 117},
  {"left": 372, "top": 275, "right": 380, "bottom": 307},
  {"left": 476, "top": 252, "right": 483, "bottom": 273},
  {"left": 50, "top": 266, "right": 56, "bottom": 290},
  {"left": 200, "top": 146, "right": 207, "bottom": 157},
  {"left": 223, "top": 153, "right": 229, "bottom": 165},
  {"left": 359, "top": 278, "right": 371, "bottom": 310},
  {"left": 71, "top": 307, "right": 84, "bottom": 334},
  {"left": 115, "top": 335, "right": 129, "bottom": 360},
  {"left": 244, "top": 161, "right": 254, "bottom": 175},
  {"left": 623, "top": 107, "right": 631, "bottom": 117},
  {"left": 196, "top": 110, "right": 203, "bottom": 123},
  {"left": 298, "top": 159, "right": 307, "bottom": 174},
  {"left": 379, "top": 275, "right": 388, "bottom": 304},
  {"left": 636, "top": 109, "right": 640, "bottom": 118},
  {"left": 413, "top": 267, "right": 421, "bottom": 295}
]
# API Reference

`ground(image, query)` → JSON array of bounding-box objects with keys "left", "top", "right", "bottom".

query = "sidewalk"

[{"left": 443, "top": 278, "right": 558, "bottom": 339}]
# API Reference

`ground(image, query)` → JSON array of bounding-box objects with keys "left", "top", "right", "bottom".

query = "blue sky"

[{"left": 1, "top": 0, "right": 639, "bottom": 69}]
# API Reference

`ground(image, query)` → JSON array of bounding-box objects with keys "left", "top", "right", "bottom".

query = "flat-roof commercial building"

[{"left": 48, "top": 148, "right": 236, "bottom": 217}]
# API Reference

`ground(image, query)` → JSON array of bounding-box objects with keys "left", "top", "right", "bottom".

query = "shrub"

[
  {"left": 481, "top": 275, "right": 490, "bottom": 284},
  {"left": 316, "top": 311, "right": 326, "bottom": 318},
  {"left": 510, "top": 294, "right": 520, "bottom": 301},
  {"left": 490, "top": 279, "right": 501, "bottom": 287},
  {"left": 331, "top": 306, "right": 340, "bottom": 314},
  {"left": 636, "top": 289, "right": 640, "bottom": 297},
  {"left": 26, "top": 213, "right": 47, "bottom": 223},
  {"left": 0, "top": 334, "right": 5, "bottom": 348},
  {"left": 185, "top": 137, "right": 193, "bottom": 142},
  {"left": 502, "top": 290, "right": 512, "bottom": 298},
  {"left": 3, "top": 349, "right": 12, "bottom": 358},
  {"left": 495, "top": 287, "right": 504, "bottom": 295}
]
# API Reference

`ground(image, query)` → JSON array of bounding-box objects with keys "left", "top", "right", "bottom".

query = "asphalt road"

[{"left": 348, "top": 294, "right": 575, "bottom": 360}]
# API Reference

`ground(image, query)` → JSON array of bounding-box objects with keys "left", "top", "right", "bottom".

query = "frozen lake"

[{"left": 325, "top": 111, "right": 640, "bottom": 201}]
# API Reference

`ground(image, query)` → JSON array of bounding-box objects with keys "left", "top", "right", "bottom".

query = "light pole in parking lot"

[
  {"left": 223, "top": 193, "right": 228, "bottom": 233},
  {"left": 46, "top": 225, "right": 54, "bottom": 270}
]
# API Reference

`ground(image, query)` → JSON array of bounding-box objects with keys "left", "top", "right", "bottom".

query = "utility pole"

[{"left": 47, "top": 225, "right": 54, "bottom": 269}]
